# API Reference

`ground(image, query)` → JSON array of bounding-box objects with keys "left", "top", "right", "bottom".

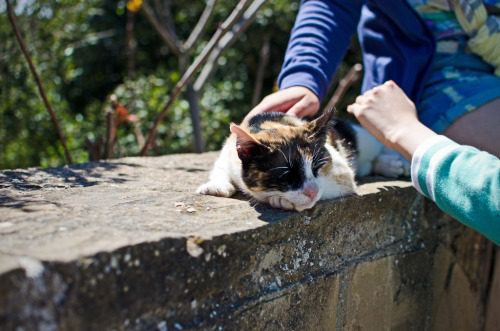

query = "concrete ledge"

[{"left": 0, "top": 153, "right": 498, "bottom": 330}]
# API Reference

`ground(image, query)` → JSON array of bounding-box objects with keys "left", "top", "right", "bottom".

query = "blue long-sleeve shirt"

[
  {"left": 278, "top": 0, "right": 435, "bottom": 103},
  {"left": 412, "top": 136, "right": 500, "bottom": 245}
]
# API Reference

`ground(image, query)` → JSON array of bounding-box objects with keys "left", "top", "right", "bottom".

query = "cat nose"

[{"left": 303, "top": 182, "right": 319, "bottom": 201}]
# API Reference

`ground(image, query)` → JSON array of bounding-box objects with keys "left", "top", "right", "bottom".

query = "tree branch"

[
  {"left": 140, "top": 0, "right": 253, "bottom": 156},
  {"left": 183, "top": 0, "right": 218, "bottom": 53},
  {"left": 324, "top": 63, "right": 363, "bottom": 110},
  {"left": 126, "top": 9, "right": 137, "bottom": 78},
  {"left": 194, "top": 0, "right": 267, "bottom": 92},
  {"left": 141, "top": 0, "right": 182, "bottom": 56},
  {"left": 6, "top": 0, "right": 73, "bottom": 164},
  {"left": 159, "top": 0, "right": 179, "bottom": 45},
  {"left": 252, "top": 33, "right": 271, "bottom": 107}
]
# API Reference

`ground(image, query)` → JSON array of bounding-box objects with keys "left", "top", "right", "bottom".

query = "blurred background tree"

[{"left": 0, "top": 0, "right": 362, "bottom": 170}]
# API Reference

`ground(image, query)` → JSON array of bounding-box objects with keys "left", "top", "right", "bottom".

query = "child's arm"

[
  {"left": 348, "top": 81, "right": 500, "bottom": 245},
  {"left": 411, "top": 135, "right": 500, "bottom": 244}
]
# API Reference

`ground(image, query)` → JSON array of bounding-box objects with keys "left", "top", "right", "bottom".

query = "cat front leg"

[
  {"left": 197, "top": 141, "right": 238, "bottom": 198},
  {"left": 197, "top": 180, "right": 236, "bottom": 197}
]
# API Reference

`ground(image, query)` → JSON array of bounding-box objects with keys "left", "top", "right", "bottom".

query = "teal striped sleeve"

[{"left": 411, "top": 135, "right": 500, "bottom": 245}]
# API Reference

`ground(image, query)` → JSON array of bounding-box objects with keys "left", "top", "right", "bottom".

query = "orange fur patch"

[{"left": 319, "top": 159, "right": 333, "bottom": 177}]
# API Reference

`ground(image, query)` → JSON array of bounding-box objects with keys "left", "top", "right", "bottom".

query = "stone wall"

[{"left": 0, "top": 153, "right": 498, "bottom": 330}]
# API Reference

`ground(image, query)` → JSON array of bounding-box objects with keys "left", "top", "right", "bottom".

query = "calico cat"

[{"left": 197, "top": 108, "right": 409, "bottom": 211}]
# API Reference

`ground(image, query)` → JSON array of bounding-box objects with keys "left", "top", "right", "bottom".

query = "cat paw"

[
  {"left": 269, "top": 196, "right": 295, "bottom": 210},
  {"left": 373, "top": 153, "right": 411, "bottom": 178},
  {"left": 197, "top": 181, "right": 236, "bottom": 197}
]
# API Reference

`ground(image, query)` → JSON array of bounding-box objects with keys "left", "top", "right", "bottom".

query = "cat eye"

[
  {"left": 268, "top": 166, "right": 290, "bottom": 178},
  {"left": 276, "top": 147, "right": 294, "bottom": 168}
]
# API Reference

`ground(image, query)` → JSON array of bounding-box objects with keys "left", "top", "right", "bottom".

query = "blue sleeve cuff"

[{"left": 278, "top": 70, "right": 325, "bottom": 100}]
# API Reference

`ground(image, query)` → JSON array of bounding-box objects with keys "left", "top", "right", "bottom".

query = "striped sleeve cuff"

[{"left": 411, "top": 135, "right": 459, "bottom": 200}]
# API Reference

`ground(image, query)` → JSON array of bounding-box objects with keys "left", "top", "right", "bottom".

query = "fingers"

[
  {"left": 347, "top": 94, "right": 368, "bottom": 116},
  {"left": 348, "top": 80, "right": 399, "bottom": 113},
  {"left": 246, "top": 86, "right": 320, "bottom": 120},
  {"left": 346, "top": 103, "right": 357, "bottom": 115},
  {"left": 346, "top": 102, "right": 367, "bottom": 122},
  {"left": 287, "top": 94, "right": 320, "bottom": 118},
  {"left": 245, "top": 90, "right": 299, "bottom": 121},
  {"left": 383, "top": 79, "right": 398, "bottom": 89}
]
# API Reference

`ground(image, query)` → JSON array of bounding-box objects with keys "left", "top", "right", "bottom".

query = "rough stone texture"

[
  {"left": 485, "top": 246, "right": 500, "bottom": 331},
  {"left": 0, "top": 153, "right": 497, "bottom": 330}
]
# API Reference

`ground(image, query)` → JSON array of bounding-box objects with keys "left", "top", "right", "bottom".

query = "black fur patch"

[
  {"left": 242, "top": 140, "right": 306, "bottom": 191},
  {"left": 248, "top": 112, "right": 301, "bottom": 133}
]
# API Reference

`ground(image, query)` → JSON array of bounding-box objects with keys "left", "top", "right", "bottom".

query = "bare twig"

[
  {"left": 160, "top": 0, "right": 178, "bottom": 43},
  {"left": 126, "top": 9, "right": 137, "bottom": 78},
  {"left": 183, "top": 0, "right": 218, "bottom": 52},
  {"left": 6, "top": 0, "right": 73, "bottom": 164},
  {"left": 133, "top": 122, "right": 145, "bottom": 149},
  {"left": 105, "top": 107, "right": 117, "bottom": 159},
  {"left": 185, "top": 84, "right": 204, "bottom": 153},
  {"left": 194, "top": 0, "right": 268, "bottom": 92},
  {"left": 85, "top": 137, "right": 104, "bottom": 162},
  {"left": 142, "top": 0, "right": 182, "bottom": 55},
  {"left": 324, "top": 63, "right": 363, "bottom": 110},
  {"left": 140, "top": 0, "right": 253, "bottom": 156},
  {"left": 152, "top": 0, "right": 164, "bottom": 22},
  {"left": 252, "top": 33, "right": 271, "bottom": 106}
]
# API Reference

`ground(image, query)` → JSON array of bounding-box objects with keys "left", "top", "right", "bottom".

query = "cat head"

[{"left": 230, "top": 109, "right": 339, "bottom": 211}]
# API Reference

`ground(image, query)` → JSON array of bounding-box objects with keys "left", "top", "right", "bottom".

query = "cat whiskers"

[
  {"left": 319, "top": 156, "right": 331, "bottom": 162},
  {"left": 277, "top": 146, "right": 293, "bottom": 168},
  {"left": 314, "top": 156, "right": 331, "bottom": 169},
  {"left": 268, "top": 166, "right": 290, "bottom": 178},
  {"left": 277, "top": 147, "right": 289, "bottom": 164},
  {"left": 269, "top": 166, "right": 289, "bottom": 171},
  {"left": 279, "top": 171, "right": 290, "bottom": 178},
  {"left": 312, "top": 143, "right": 329, "bottom": 166},
  {"left": 312, "top": 141, "right": 322, "bottom": 160}
]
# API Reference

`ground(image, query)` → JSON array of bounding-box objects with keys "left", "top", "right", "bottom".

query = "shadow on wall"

[{"left": 0, "top": 161, "right": 143, "bottom": 193}]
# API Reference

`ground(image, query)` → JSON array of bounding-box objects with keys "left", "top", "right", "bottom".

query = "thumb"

[{"left": 346, "top": 104, "right": 358, "bottom": 116}]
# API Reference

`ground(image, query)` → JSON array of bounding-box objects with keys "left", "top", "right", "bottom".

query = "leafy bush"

[{"left": 0, "top": 0, "right": 362, "bottom": 169}]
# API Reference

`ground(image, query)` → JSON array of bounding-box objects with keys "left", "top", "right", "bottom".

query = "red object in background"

[{"left": 110, "top": 94, "right": 139, "bottom": 127}]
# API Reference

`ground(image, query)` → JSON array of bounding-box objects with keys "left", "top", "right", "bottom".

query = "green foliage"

[
  {"left": 0, "top": 0, "right": 103, "bottom": 168},
  {"left": 0, "top": 0, "right": 362, "bottom": 170}
]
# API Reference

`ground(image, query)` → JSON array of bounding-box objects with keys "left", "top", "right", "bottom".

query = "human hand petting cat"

[
  {"left": 245, "top": 86, "right": 320, "bottom": 122},
  {"left": 347, "top": 80, "right": 437, "bottom": 161}
]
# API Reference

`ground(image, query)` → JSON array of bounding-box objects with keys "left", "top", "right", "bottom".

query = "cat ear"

[
  {"left": 230, "top": 124, "right": 263, "bottom": 161},
  {"left": 309, "top": 108, "right": 339, "bottom": 141}
]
